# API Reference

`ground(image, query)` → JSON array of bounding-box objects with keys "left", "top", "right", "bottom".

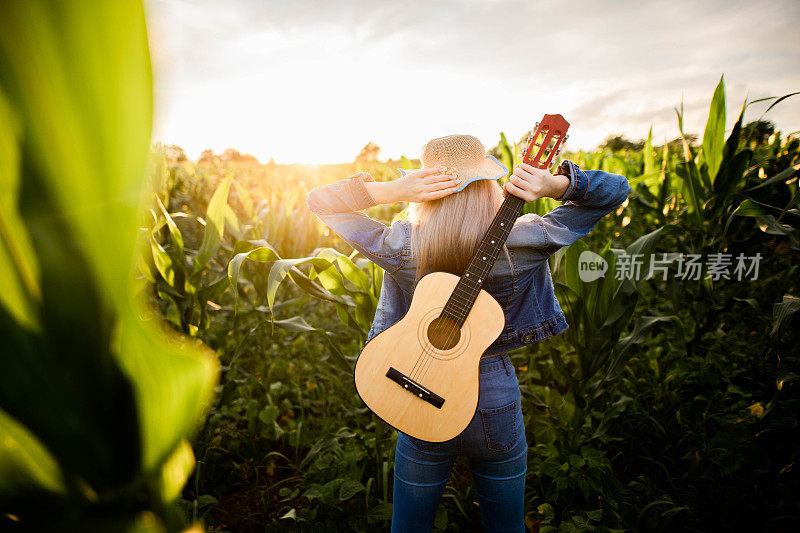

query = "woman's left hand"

[{"left": 503, "top": 163, "right": 570, "bottom": 202}]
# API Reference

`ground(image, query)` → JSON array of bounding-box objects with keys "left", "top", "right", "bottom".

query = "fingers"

[
  {"left": 511, "top": 166, "right": 547, "bottom": 192},
  {"left": 514, "top": 163, "right": 549, "bottom": 182},
  {"left": 416, "top": 167, "right": 446, "bottom": 177},
  {"left": 511, "top": 172, "right": 543, "bottom": 197},
  {"left": 424, "top": 184, "right": 460, "bottom": 200},
  {"left": 508, "top": 173, "right": 529, "bottom": 188},
  {"left": 511, "top": 169, "right": 531, "bottom": 184},
  {"left": 428, "top": 177, "right": 461, "bottom": 191},
  {"left": 417, "top": 166, "right": 462, "bottom": 179},
  {"left": 504, "top": 180, "right": 536, "bottom": 202},
  {"left": 425, "top": 171, "right": 460, "bottom": 184},
  {"left": 512, "top": 166, "right": 535, "bottom": 179}
]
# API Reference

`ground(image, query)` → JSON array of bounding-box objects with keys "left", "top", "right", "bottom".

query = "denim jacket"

[{"left": 306, "top": 160, "right": 631, "bottom": 355}]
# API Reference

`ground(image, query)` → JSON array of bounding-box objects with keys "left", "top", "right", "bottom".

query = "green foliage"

[
  {"left": 600, "top": 134, "right": 646, "bottom": 153},
  {"left": 0, "top": 1, "right": 218, "bottom": 531}
]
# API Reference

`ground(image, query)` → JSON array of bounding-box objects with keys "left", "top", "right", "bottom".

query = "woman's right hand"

[
  {"left": 503, "top": 163, "right": 570, "bottom": 202},
  {"left": 394, "top": 167, "right": 462, "bottom": 202}
]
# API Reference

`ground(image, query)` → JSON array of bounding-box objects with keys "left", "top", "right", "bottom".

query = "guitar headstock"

[{"left": 519, "top": 114, "right": 570, "bottom": 170}]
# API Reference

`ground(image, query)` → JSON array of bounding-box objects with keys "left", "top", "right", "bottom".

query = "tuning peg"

[
  {"left": 563, "top": 134, "right": 569, "bottom": 142},
  {"left": 534, "top": 121, "right": 540, "bottom": 129}
]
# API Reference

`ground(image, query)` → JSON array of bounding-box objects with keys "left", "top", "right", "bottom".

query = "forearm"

[
  {"left": 553, "top": 160, "right": 630, "bottom": 208},
  {"left": 522, "top": 160, "right": 631, "bottom": 257},
  {"left": 305, "top": 173, "right": 408, "bottom": 273},
  {"left": 306, "top": 172, "right": 378, "bottom": 215},
  {"left": 364, "top": 181, "right": 403, "bottom": 205}
]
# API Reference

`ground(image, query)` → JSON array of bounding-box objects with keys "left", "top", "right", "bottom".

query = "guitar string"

[
  {"left": 415, "top": 243, "right": 499, "bottom": 382},
  {"left": 407, "top": 262, "right": 453, "bottom": 379},
  {"left": 412, "top": 189, "right": 520, "bottom": 383},
  {"left": 407, "top": 264, "right": 492, "bottom": 379},
  {"left": 410, "top": 215, "right": 506, "bottom": 381},
  {"left": 407, "top": 244, "right": 499, "bottom": 380},
  {"left": 408, "top": 271, "right": 476, "bottom": 380},
  {"left": 409, "top": 311, "right": 438, "bottom": 379},
  {"left": 408, "top": 282, "right": 459, "bottom": 380},
  {"left": 413, "top": 209, "right": 512, "bottom": 382},
  {"left": 415, "top": 272, "right": 491, "bottom": 381}
]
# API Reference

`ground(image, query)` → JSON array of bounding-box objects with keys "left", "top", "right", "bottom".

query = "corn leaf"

[
  {"left": 0, "top": 0, "right": 218, "bottom": 511},
  {"left": 194, "top": 173, "right": 232, "bottom": 273},
  {"left": 702, "top": 75, "right": 726, "bottom": 184}
]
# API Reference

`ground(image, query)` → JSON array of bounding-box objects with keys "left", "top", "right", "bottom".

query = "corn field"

[{"left": 1, "top": 1, "right": 799, "bottom": 532}]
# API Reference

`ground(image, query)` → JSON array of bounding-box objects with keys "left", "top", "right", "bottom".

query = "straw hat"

[{"left": 399, "top": 134, "right": 509, "bottom": 193}]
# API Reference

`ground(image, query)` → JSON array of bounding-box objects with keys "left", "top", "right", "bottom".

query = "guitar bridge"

[{"left": 386, "top": 367, "right": 445, "bottom": 409}]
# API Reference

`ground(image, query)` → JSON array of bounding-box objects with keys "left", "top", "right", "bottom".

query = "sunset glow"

[{"left": 146, "top": 0, "right": 800, "bottom": 164}]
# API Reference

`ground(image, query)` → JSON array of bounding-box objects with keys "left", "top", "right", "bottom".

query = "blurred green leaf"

[
  {"left": 158, "top": 438, "right": 194, "bottom": 502},
  {"left": 0, "top": 408, "right": 64, "bottom": 496},
  {"left": 0, "top": 90, "right": 39, "bottom": 329},
  {"left": 0, "top": 0, "right": 219, "bottom": 524}
]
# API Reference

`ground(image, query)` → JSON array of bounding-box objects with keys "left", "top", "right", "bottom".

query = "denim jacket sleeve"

[
  {"left": 505, "top": 159, "right": 631, "bottom": 259},
  {"left": 306, "top": 172, "right": 409, "bottom": 273}
]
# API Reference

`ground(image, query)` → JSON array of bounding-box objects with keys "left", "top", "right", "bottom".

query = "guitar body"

[{"left": 354, "top": 272, "right": 504, "bottom": 442}]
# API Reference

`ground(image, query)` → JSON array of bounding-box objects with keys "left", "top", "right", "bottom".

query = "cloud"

[{"left": 146, "top": 0, "right": 800, "bottom": 162}]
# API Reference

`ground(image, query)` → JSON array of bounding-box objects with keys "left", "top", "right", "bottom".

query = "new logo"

[{"left": 578, "top": 250, "right": 608, "bottom": 282}]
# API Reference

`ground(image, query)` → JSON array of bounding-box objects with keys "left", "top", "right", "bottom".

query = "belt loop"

[{"left": 501, "top": 354, "right": 511, "bottom": 376}]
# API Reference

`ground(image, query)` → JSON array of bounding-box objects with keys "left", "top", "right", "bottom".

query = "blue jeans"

[{"left": 391, "top": 353, "right": 528, "bottom": 532}]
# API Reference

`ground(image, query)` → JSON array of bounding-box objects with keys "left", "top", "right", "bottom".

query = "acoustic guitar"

[{"left": 354, "top": 114, "right": 570, "bottom": 442}]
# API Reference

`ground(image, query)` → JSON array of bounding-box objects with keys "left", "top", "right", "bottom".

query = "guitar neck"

[{"left": 441, "top": 193, "right": 526, "bottom": 326}]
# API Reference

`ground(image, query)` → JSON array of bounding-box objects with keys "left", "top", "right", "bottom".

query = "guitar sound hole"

[{"left": 427, "top": 316, "right": 461, "bottom": 350}]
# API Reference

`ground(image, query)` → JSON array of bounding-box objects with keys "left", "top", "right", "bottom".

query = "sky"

[{"left": 145, "top": 0, "right": 800, "bottom": 164}]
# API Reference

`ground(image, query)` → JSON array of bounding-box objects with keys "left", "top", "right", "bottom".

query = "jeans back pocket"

[{"left": 479, "top": 400, "right": 519, "bottom": 452}]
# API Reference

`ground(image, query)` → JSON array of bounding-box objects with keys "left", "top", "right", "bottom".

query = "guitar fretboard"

[{"left": 441, "top": 193, "right": 525, "bottom": 326}]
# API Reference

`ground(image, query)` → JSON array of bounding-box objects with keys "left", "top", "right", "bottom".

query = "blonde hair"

[{"left": 407, "top": 180, "right": 500, "bottom": 281}]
